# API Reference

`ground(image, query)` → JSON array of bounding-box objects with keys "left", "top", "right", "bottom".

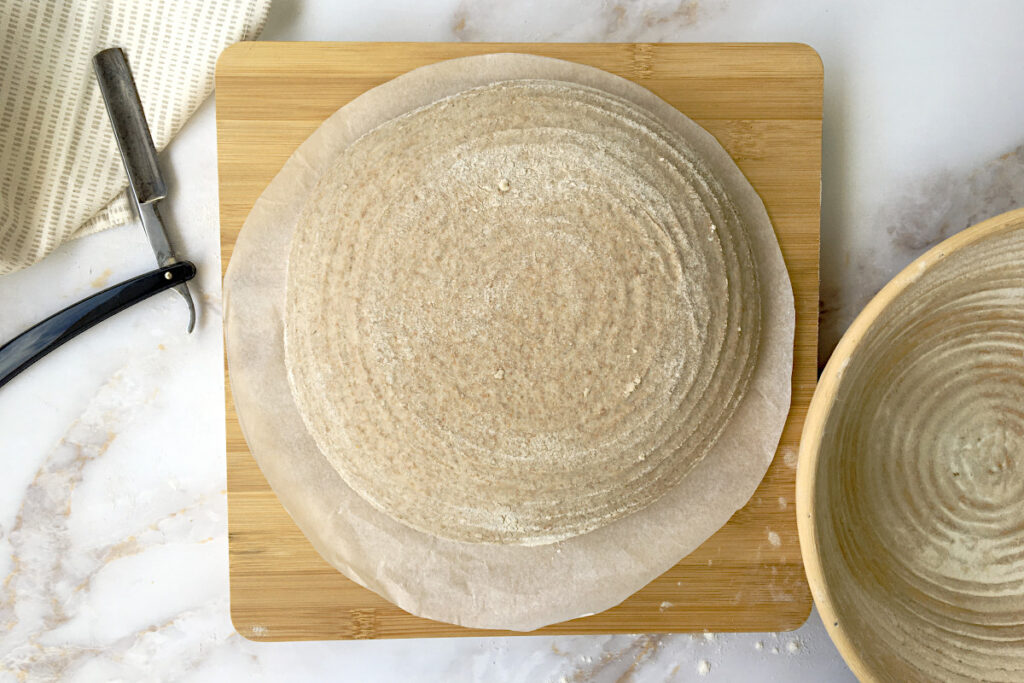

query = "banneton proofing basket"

[{"left": 798, "top": 208, "right": 1024, "bottom": 682}]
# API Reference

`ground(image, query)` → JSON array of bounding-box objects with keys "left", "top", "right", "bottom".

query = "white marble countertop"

[{"left": 2, "top": 1, "right": 1022, "bottom": 680}]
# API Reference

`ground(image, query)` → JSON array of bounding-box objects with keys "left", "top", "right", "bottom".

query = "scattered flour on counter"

[
  {"left": 697, "top": 660, "right": 711, "bottom": 676},
  {"left": 787, "top": 639, "right": 802, "bottom": 653},
  {"left": 660, "top": 601, "right": 674, "bottom": 611},
  {"left": 702, "top": 632, "right": 716, "bottom": 642},
  {"left": 782, "top": 446, "right": 798, "bottom": 469},
  {"left": 754, "top": 641, "right": 764, "bottom": 650},
  {"left": 767, "top": 530, "right": 781, "bottom": 547},
  {"left": 778, "top": 496, "right": 787, "bottom": 509}
]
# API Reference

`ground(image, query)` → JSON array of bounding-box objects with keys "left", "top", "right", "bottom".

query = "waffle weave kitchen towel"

[{"left": 0, "top": 0, "right": 271, "bottom": 274}]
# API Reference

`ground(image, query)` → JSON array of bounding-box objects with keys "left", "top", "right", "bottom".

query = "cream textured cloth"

[{"left": 0, "top": 0, "right": 271, "bottom": 274}]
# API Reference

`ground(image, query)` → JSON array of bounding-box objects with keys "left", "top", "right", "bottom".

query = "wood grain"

[{"left": 216, "top": 42, "right": 822, "bottom": 641}]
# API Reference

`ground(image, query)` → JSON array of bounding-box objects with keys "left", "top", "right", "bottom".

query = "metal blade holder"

[{"left": 93, "top": 47, "right": 196, "bottom": 332}]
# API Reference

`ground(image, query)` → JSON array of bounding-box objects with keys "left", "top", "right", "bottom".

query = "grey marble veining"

[{"left": 820, "top": 142, "right": 1024, "bottom": 362}]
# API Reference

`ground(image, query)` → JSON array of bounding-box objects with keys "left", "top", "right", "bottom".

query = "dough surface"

[{"left": 284, "top": 79, "right": 761, "bottom": 544}]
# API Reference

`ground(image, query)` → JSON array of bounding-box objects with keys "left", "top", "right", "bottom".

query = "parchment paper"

[{"left": 223, "top": 53, "right": 794, "bottom": 631}]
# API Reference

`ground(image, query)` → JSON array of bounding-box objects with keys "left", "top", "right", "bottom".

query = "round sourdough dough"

[
  {"left": 284, "top": 79, "right": 762, "bottom": 545},
  {"left": 224, "top": 53, "right": 794, "bottom": 630}
]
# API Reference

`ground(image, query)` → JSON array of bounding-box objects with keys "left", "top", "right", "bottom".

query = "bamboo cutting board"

[{"left": 217, "top": 42, "right": 822, "bottom": 640}]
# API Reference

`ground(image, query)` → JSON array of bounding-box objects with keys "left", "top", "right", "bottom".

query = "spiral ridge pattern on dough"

[
  {"left": 284, "top": 79, "right": 762, "bottom": 545},
  {"left": 817, "top": 226, "right": 1024, "bottom": 681}
]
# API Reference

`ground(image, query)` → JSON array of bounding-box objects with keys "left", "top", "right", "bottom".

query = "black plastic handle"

[{"left": 0, "top": 261, "right": 196, "bottom": 390}]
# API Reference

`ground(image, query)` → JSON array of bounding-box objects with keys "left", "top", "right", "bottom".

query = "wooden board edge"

[{"left": 218, "top": 41, "right": 823, "bottom": 639}]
